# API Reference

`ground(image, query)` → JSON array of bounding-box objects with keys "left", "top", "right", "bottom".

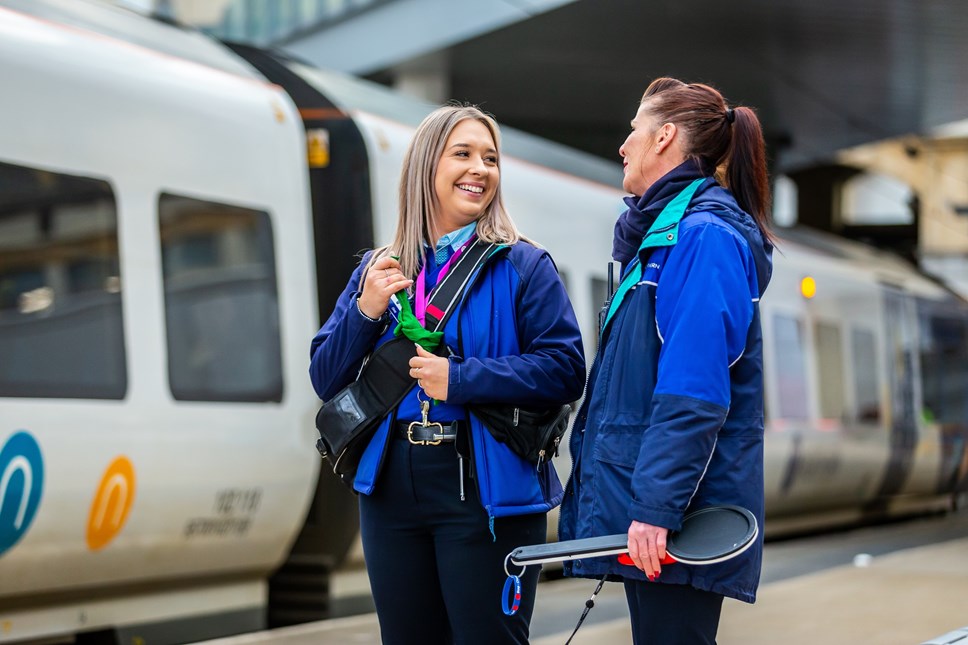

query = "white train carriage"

[
  {"left": 759, "top": 228, "right": 968, "bottom": 532},
  {"left": 0, "top": 1, "right": 319, "bottom": 640}
]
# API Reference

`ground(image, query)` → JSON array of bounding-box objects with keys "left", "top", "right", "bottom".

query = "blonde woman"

[{"left": 310, "top": 105, "right": 585, "bottom": 644}]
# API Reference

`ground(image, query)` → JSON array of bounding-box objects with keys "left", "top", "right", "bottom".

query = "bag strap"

[
  {"left": 359, "top": 240, "right": 495, "bottom": 397},
  {"left": 423, "top": 238, "right": 495, "bottom": 333},
  {"left": 316, "top": 241, "right": 500, "bottom": 472}
]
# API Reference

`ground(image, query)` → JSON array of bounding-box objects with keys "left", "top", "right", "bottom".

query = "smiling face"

[{"left": 432, "top": 118, "right": 499, "bottom": 237}]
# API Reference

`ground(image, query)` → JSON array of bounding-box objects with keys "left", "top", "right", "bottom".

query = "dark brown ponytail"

[{"left": 724, "top": 106, "right": 772, "bottom": 240}]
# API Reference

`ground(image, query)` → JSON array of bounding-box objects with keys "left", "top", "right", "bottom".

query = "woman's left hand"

[{"left": 409, "top": 345, "right": 449, "bottom": 401}]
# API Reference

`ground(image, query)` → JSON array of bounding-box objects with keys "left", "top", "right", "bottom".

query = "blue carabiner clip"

[{"left": 502, "top": 574, "right": 522, "bottom": 616}]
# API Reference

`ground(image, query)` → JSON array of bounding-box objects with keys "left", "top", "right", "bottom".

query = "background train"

[{"left": 1, "top": 1, "right": 966, "bottom": 643}]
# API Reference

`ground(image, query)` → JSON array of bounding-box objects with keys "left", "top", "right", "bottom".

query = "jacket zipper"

[{"left": 454, "top": 245, "right": 511, "bottom": 515}]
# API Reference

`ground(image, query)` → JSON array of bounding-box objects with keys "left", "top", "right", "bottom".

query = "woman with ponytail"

[{"left": 559, "top": 78, "right": 774, "bottom": 644}]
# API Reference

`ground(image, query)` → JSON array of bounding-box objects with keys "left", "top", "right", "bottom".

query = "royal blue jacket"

[
  {"left": 310, "top": 241, "right": 586, "bottom": 521},
  {"left": 558, "top": 174, "right": 773, "bottom": 603}
]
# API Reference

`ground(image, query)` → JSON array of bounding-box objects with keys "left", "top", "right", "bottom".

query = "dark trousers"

[
  {"left": 359, "top": 435, "right": 546, "bottom": 645},
  {"left": 624, "top": 580, "right": 724, "bottom": 645}
]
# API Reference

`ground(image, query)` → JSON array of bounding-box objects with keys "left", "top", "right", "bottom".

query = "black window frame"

[
  {"left": 0, "top": 160, "right": 127, "bottom": 400},
  {"left": 158, "top": 192, "right": 284, "bottom": 403}
]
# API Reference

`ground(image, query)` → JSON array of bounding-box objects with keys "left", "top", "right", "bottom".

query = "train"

[{"left": 1, "top": 1, "right": 966, "bottom": 643}]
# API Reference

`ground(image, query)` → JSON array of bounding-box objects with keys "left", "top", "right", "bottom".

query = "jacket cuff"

[
  {"left": 354, "top": 295, "right": 386, "bottom": 325},
  {"left": 628, "top": 503, "right": 683, "bottom": 532},
  {"left": 446, "top": 355, "right": 466, "bottom": 404}
]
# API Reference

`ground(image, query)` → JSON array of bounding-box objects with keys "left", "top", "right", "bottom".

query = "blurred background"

[
  {"left": 131, "top": 0, "right": 968, "bottom": 297},
  {"left": 2, "top": 1, "right": 968, "bottom": 644}
]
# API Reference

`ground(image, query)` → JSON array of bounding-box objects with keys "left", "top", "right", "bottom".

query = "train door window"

[
  {"left": 850, "top": 327, "right": 881, "bottom": 423},
  {"left": 159, "top": 194, "right": 283, "bottom": 402},
  {"left": 815, "top": 321, "right": 845, "bottom": 420},
  {"left": 773, "top": 313, "right": 809, "bottom": 420},
  {"left": 0, "top": 161, "right": 125, "bottom": 399},
  {"left": 918, "top": 309, "right": 968, "bottom": 424},
  {"left": 882, "top": 290, "right": 917, "bottom": 430}
]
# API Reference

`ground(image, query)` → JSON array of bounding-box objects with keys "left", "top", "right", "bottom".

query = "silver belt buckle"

[{"left": 407, "top": 421, "right": 445, "bottom": 446}]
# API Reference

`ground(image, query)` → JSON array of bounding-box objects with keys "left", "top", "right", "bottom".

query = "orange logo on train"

[{"left": 86, "top": 457, "right": 135, "bottom": 551}]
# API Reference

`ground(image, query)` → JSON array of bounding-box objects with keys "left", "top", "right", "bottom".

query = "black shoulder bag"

[{"left": 315, "top": 240, "right": 495, "bottom": 479}]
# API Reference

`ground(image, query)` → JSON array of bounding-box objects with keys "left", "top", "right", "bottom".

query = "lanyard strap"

[
  {"left": 600, "top": 178, "right": 706, "bottom": 340},
  {"left": 422, "top": 238, "right": 494, "bottom": 332},
  {"left": 393, "top": 238, "right": 496, "bottom": 350},
  {"left": 415, "top": 235, "right": 477, "bottom": 326}
]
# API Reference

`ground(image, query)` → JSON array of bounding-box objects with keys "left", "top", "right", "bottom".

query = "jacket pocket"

[
  {"left": 591, "top": 424, "right": 643, "bottom": 468},
  {"left": 598, "top": 289, "right": 658, "bottom": 421}
]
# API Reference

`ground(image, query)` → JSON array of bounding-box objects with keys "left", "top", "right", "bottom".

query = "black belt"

[{"left": 396, "top": 421, "right": 463, "bottom": 445}]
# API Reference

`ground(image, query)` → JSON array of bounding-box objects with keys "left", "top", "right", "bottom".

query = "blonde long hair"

[{"left": 365, "top": 105, "right": 523, "bottom": 280}]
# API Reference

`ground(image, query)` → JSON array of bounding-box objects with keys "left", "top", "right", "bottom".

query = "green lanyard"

[{"left": 600, "top": 178, "right": 706, "bottom": 340}]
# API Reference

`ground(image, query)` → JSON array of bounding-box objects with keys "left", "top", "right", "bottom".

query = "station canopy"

[{"left": 345, "top": 0, "right": 968, "bottom": 173}]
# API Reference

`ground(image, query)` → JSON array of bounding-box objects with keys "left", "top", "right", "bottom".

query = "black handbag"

[
  {"left": 315, "top": 240, "right": 495, "bottom": 480},
  {"left": 469, "top": 402, "right": 572, "bottom": 464},
  {"left": 314, "top": 335, "right": 417, "bottom": 476}
]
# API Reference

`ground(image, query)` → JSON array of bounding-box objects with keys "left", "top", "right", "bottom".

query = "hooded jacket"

[
  {"left": 310, "top": 241, "right": 586, "bottom": 521},
  {"left": 559, "top": 168, "right": 773, "bottom": 603}
]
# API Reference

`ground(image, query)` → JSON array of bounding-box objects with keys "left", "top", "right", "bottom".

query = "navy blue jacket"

[
  {"left": 559, "top": 174, "right": 773, "bottom": 603},
  {"left": 310, "top": 241, "right": 586, "bottom": 520}
]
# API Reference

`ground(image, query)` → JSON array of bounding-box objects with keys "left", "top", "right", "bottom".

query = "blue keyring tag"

[{"left": 502, "top": 575, "right": 522, "bottom": 616}]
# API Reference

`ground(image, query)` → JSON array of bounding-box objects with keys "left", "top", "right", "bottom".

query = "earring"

[{"left": 655, "top": 147, "right": 660, "bottom": 153}]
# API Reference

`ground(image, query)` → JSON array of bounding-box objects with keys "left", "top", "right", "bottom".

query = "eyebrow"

[{"left": 449, "top": 142, "right": 498, "bottom": 154}]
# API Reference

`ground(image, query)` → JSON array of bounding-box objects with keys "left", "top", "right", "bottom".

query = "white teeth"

[{"left": 457, "top": 184, "right": 484, "bottom": 194}]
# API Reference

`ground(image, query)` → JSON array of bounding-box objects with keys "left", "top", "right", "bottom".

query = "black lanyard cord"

[{"left": 563, "top": 575, "right": 608, "bottom": 645}]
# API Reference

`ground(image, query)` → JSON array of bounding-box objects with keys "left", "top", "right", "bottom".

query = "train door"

[
  {"left": 915, "top": 299, "right": 968, "bottom": 501},
  {"left": 226, "top": 44, "right": 375, "bottom": 626},
  {"left": 870, "top": 287, "right": 919, "bottom": 504}
]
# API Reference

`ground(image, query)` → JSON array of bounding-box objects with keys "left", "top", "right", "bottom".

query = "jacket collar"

[
  {"left": 636, "top": 177, "right": 711, "bottom": 254},
  {"left": 612, "top": 159, "right": 707, "bottom": 268}
]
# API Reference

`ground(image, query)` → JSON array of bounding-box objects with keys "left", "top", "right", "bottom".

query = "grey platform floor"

[{"left": 194, "top": 510, "right": 968, "bottom": 645}]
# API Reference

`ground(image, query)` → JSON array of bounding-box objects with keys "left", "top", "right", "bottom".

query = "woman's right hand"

[
  {"left": 628, "top": 520, "right": 669, "bottom": 581},
  {"left": 358, "top": 255, "right": 413, "bottom": 319}
]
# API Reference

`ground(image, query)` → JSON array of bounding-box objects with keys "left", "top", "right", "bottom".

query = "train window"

[
  {"left": 850, "top": 328, "right": 881, "bottom": 423},
  {"left": 159, "top": 194, "right": 283, "bottom": 402},
  {"left": 0, "top": 161, "right": 126, "bottom": 399},
  {"left": 773, "top": 313, "right": 809, "bottom": 420},
  {"left": 815, "top": 322, "right": 845, "bottom": 419},
  {"left": 918, "top": 310, "right": 968, "bottom": 425}
]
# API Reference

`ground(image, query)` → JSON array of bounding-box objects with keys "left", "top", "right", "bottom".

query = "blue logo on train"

[{"left": 0, "top": 431, "right": 44, "bottom": 556}]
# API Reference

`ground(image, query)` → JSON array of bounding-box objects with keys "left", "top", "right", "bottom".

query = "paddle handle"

[{"left": 617, "top": 553, "right": 676, "bottom": 566}]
